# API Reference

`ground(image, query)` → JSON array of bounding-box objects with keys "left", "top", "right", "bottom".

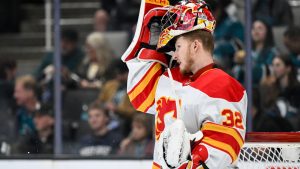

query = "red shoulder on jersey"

[{"left": 190, "top": 68, "right": 245, "bottom": 102}]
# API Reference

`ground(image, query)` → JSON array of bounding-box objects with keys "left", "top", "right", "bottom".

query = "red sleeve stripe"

[
  {"left": 202, "top": 130, "right": 241, "bottom": 159},
  {"left": 200, "top": 122, "right": 245, "bottom": 162},
  {"left": 129, "top": 67, "right": 161, "bottom": 112},
  {"left": 202, "top": 122, "right": 244, "bottom": 146},
  {"left": 136, "top": 77, "right": 159, "bottom": 112},
  {"left": 127, "top": 62, "right": 162, "bottom": 111},
  {"left": 141, "top": 99, "right": 155, "bottom": 113},
  {"left": 202, "top": 137, "right": 238, "bottom": 162},
  {"left": 128, "top": 62, "right": 162, "bottom": 98}
]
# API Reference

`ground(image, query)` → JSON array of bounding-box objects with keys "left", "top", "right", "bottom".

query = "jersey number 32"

[{"left": 221, "top": 109, "right": 244, "bottom": 130}]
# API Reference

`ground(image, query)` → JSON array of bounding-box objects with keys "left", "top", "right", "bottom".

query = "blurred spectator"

[
  {"left": 206, "top": 0, "right": 244, "bottom": 72},
  {"left": 94, "top": 9, "right": 110, "bottom": 32},
  {"left": 233, "top": 19, "right": 278, "bottom": 85},
  {"left": 283, "top": 25, "right": 300, "bottom": 74},
  {"left": 254, "top": 54, "right": 300, "bottom": 132},
  {"left": 253, "top": 0, "right": 294, "bottom": 26},
  {"left": 252, "top": 85, "right": 293, "bottom": 132},
  {"left": 34, "top": 29, "right": 84, "bottom": 81},
  {"left": 271, "top": 55, "right": 300, "bottom": 130},
  {"left": 14, "top": 75, "right": 40, "bottom": 135},
  {"left": 118, "top": 114, "right": 154, "bottom": 157},
  {"left": 251, "top": 19, "right": 277, "bottom": 65},
  {"left": 0, "top": 58, "right": 17, "bottom": 144},
  {"left": 33, "top": 29, "right": 84, "bottom": 103},
  {"left": 79, "top": 102, "right": 122, "bottom": 156},
  {"left": 98, "top": 1, "right": 118, "bottom": 31},
  {"left": 0, "top": 58, "right": 17, "bottom": 109},
  {"left": 76, "top": 32, "right": 113, "bottom": 89},
  {"left": 13, "top": 104, "right": 54, "bottom": 154},
  {"left": 0, "top": 58, "right": 17, "bottom": 82},
  {"left": 98, "top": 59, "right": 136, "bottom": 135}
]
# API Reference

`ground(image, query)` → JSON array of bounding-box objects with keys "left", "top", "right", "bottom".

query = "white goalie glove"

[{"left": 158, "top": 120, "right": 204, "bottom": 169}]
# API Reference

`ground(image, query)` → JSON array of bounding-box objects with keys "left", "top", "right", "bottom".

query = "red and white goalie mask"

[{"left": 157, "top": 0, "right": 216, "bottom": 52}]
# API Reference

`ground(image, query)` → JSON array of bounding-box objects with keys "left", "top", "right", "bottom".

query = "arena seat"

[
  {"left": 62, "top": 88, "right": 99, "bottom": 121},
  {"left": 103, "top": 31, "right": 129, "bottom": 58}
]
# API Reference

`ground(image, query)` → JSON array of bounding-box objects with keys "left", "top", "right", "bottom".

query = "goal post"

[{"left": 229, "top": 132, "right": 300, "bottom": 169}]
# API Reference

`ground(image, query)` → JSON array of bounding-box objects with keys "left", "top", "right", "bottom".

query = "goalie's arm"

[
  {"left": 125, "top": 50, "right": 168, "bottom": 114},
  {"left": 198, "top": 122, "right": 244, "bottom": 167},
  {"left": 121, "top": 4, "right": 170, "bottom": 114},
  {"left": 191, "top": 108, "right": 246, "bottom": 168},
  {"left": 179, "top": 91, "right": 247, "bottom": 169}
]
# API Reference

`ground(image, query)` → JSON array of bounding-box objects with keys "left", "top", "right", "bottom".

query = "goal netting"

[{"left": 228, "top": 132, "right": 300, "bottom": 169}]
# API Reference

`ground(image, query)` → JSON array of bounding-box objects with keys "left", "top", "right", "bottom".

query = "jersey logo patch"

[{"left": 155, "top": 97, "right": 180, "bottom": 140}]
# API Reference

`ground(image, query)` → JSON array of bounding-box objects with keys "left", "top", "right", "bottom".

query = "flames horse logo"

[{"left": 155, "top": 97, "right": 181, "bottom": 140}]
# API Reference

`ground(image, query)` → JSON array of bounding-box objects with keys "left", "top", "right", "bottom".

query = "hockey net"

[{"left": 229, "top": 132, "right": 300, "bottom": 169}]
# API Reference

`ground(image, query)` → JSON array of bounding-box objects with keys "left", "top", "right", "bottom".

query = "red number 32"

[{"left": 221, "top": 109, "right": 244, "bottom": 130}]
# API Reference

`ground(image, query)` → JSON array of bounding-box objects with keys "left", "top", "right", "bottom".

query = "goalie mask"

[{"left": 157, "top": 0, "right": 216, "bottom": 52}]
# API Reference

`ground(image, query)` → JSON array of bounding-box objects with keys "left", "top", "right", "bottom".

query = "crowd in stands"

[{"left": 0, "top": 0, "right": 299, "bottom": 157}]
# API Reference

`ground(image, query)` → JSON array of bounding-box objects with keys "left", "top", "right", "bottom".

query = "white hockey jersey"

[{"left": 125, "top": 57, "right": 247, "bottom": 169}]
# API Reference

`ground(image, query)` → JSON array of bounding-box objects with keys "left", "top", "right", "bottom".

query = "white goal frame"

[{"left": 230, "top": 132, "right": 300, "bottom": 169}]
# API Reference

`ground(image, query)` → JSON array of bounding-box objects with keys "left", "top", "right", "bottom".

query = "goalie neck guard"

[{"left": 157, "top": 0, "right": 216, "bottom": 52}]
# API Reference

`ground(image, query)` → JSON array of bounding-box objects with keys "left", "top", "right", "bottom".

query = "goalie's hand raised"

[{"left": 121, "top": 6, "right": 169, "bottom": 62}]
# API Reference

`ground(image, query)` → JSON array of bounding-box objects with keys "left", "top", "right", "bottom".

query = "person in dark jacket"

[
  {"left": 271, "top": 55, "right": 300, "bottom": 130},
  {"left": 13, "top": 105, "right": 54, "bottom": 154},
  {"left": 283, "top": 26, "right": 300, "bottom": 70},
  {"left": 34, "top": 29, "right": 84, "bottom": 80},
  {"left": 78, "top": 102, "right": 122, "bottom": 156}
]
